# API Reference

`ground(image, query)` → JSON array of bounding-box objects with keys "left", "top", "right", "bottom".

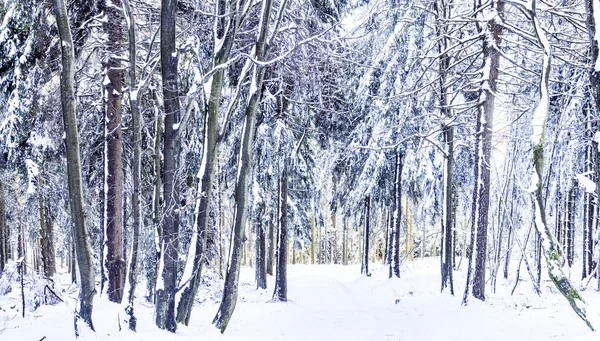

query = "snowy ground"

[{"left": 1, "top": 258, "right": 598, "bottom": 340}]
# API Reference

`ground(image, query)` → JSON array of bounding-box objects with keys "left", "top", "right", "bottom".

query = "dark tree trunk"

[
  {"left": 389, "top": 151, "right": 403, "bottom": 278},
  {"left": 212, "top": 0, "right": 272, "bottom": 331},
  {"left": 463, "top": 0, "right": 503, "bottom": 304},
  {"left": 267, "top": 212, "right": 275, "bottom": 276},
  {"left": 123, "top": 0, "right": 141, "bottom": 330},
  {"left": 361, "top": 196, "right": 371, "bottom": 276},
  {"left": 273, "top": 175, "right": 288, "bottom": 301},
  {"left": 566, "top": 184, "right": 576, "bottom": 267},
  {"left": 255, "top": 207, "right": 267, "bottom": 289},
  {"left": 0, "top": 180, "right": 6, "bottom": 273},
  {"left": 45, "top": 202, "right": 56, "bottom": 277},
  {"left": 104, "top": 0, "right": 125, "bottom": 304},
  {"left": 53, "top": 0, "right": 96, "bottom": 332},
  {"left": 175, "top": 0, "right": 247, "bottom": 324},
  {"left": 155, "top": 0, "right": 182, "bottom": 332}
]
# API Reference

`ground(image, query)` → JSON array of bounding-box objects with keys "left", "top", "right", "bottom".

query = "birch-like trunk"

[
  {"left": 528, "top": 0, "right": 599, "bottom": 330},
  {"left": 213, "top": 0, "right": 274, "bottom": 331},
  {"left": 53, "top": 0, "right": 96, "bottom": 332}
]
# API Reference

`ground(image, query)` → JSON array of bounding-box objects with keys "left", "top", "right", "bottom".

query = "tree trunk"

[
  {"left": 0, "top": 180, "right": 6, "bottom": 273},
  {"left": 150, "top": 106, "right": 162, "bottom": 305},
  {"left": 273, "top": 175, "right": 288, "bottom": 301},
  {"left": 267, "top": 212, "right": 275, "bottom": 275},
  {"left": 123, "top": 0, "right": 141, "bottom": 330},
  {"left": 155, "top": 0, "right": 182, "bottom": 332},
  {"left": 104, "top": 0, "right": 125, "bottom": 304},
  {"left": 39, "top": 175, "right": 49, "bottom": 277},
  {"left": 255, "top": 207, "right": 267, "bottom": 289},
  {"left": 45, "top": 201, "right": 56, "bottom": 277},
  {"left": 527, "top": 2, "right": 598, "bottom": 330},
  {"left": 390, "top": 151, "right": 403, "bottom": 278},
  {"left": 175, "top": 0, "right": 249, "bottom": 324},
  {"left": 463, "top": 0, "right": 503, "bottom": 304},
  {"left": 361, "top": 196, "right": 371, "bottom": 276},
  {"left": 213, "top": 2, "right": 272, "bottom": 328},
  {"left": 53, "top": 0, "right": 96, "bottom": 332}
]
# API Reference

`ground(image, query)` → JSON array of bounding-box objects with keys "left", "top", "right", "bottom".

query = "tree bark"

[
  {"left": 267, "top": 212, "right": 275, "bottom": 276},
  {"left": 273, "top": 175, "right": 288, "bottom": 301},
  {"left": 123, "top": 0, "right": 141, "bottom": 330},
  {"left": 255, "top": 207, "right": 267, "bottom": 289},
  {"left": 0, "top": 180, "right": 6, "bottom": 273},
  {"left": 53, "top": 0, "right": 96, "bottom": 332},
  {"left": 104, "top": 0, "right": 125, "bottom": 304},
  {"left": 155, "top": 0, "right": 182, "bottom": 332},
  {"left": 212, "top": 0, "right": 275, "bottom": 331},
  {"left": 528, "top": 1, "right": 598, "bottom": 330},
  {"left": 463, "top": 0, "right": 503, "bottom": 304},
  {"left": 361, "top": 196, "right": 371, "bottom": 276},
  {"left": 389, "top": 151, "right": 403, "bottom": 278}
]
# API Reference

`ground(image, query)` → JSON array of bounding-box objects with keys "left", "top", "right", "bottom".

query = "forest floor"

[{"left": 0, "top": 257, "right": 598, "bottom": 340}]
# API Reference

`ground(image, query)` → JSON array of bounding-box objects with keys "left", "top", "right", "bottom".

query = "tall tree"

[
  {"left": 104, "top": 0, "right": 125, "bottom": 304},
  {"left": 123, "top": 0, "right": 142, "bottom": 330},
  {"left": 175, "top": 0, "right": 253, "bottom": 325},
  {"left": 52, "top": 0, "right": 96, "bottom": 333},
  {"left": 463, "top": 0, "right": 504, "bottom": 303},
  {"left": 389, "top": 151, "right": 403, "bottom": 278},
  {"left": 0, "top": 180, "right": 6, "bottom": 272},
  {"left": 436, "top": 0, "right": 454, "bottom": 295},
  {"left": 272, "top": 174, "right": 289, "bottom": 301},
  {"left": 361, "top": 196, "right": 371, "bottom": 276},
  {"left": 213, "top": 0, "right": 278, "bottom": 331},
  {"left": 155, "top": 0, "right": 182, "bottom": 332}
]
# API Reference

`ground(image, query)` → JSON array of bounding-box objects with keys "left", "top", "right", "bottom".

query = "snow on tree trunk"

[
  {"left": 0, "top": 180, "right": 5, "bottom": 272},
  {"left": 104, "top": 0, "right": 125, "bottom": 305},
  {"left": 213, "top": 1, "right": 273, "bottom": 331},
  {"left": 527, "top": 0, "right": 600, "bottom": 330},
  {"left": 389, "top": 151, "right": 403, "bottom": 278},
  {"left": 463, "top": 0, "right": 503, "bottom": 304},
  {"left": 53, "top": 0, "right": 96, "bottom": 333},
  {"left": 123, "top": 0, "right": 141, "bottom": 330},
  {"left": 155, "top": 0, "right": 182, "bottom": 332}
]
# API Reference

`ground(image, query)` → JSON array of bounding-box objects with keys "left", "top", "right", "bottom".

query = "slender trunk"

[
  {"left": 0, "top": 180, "right": 6, "bottom": 273},
  {"left": 311, "top": 214, "right": 315, "bottom": 264},
  {"left": 528, "top": 2, "right": 598, "bottom": 329},
  {"left": 123, "top": 0, "right": 141, "bottom": 330},
  {"left": 255, "top": 207, "right": 267, "bottom": 289},
  {"left": 273, "top": 175, "right": 288, "bottom": 301},
  {"left": 390, "top": 151, "right": 403, "bottom": 278},
  {"left": 212, "top": 0, "right": 276, "bottom": 330},
  {"left": 39, "top": 174, "right": 49, "bottom": 277},
  {"left": 53, "top": 0, "right": 96, "bottom": 331},
  {"left": 155, "top": 0, "right": 181, "bottom": 332},
  {"left": 361, "top": 196, "right": 371, "bottom": 276},
  {"left": 343, "top": 216, "right": 348, "bottom": 265},
  {"left": 267, "top": 212, "right": 274, "bottom": 275},
  {"left": 45, "top": 201, "right": 56, "bottom": 277},
  {"left": 150, "top": 110, "right": 162, "bottom": 304}
]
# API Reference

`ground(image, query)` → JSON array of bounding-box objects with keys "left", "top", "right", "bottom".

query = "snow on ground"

[{"left": 1, "top": 258, "right": 598, "bottom": 340}]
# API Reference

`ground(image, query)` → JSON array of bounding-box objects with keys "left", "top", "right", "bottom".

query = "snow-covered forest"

[{"left": 2, "top": 0, "right": 600, "bottom": 339}]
